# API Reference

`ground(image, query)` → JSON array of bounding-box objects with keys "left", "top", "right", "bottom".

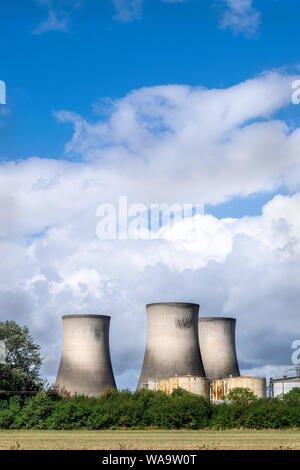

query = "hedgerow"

[{"left": 0, "top": 388, "right": 299, "bottom": 430}]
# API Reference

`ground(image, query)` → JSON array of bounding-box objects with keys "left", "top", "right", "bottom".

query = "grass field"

[{"left": 0, "top": 429, "right": 300, "bottom": 450}]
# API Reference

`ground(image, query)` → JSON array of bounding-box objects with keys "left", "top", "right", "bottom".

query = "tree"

[
  {"left": 0, "top": 321, "right": 43, "bottom": 392},
  {"left": 226, "top": 387, "right": 257, "bottom": 404},
  {"left": 282, "top": 387, "right": 300, "bottom": 402}
]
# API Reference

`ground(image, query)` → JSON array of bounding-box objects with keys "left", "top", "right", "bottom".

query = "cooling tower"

[
  {"left": 137, "top": 302, "right": 205, "bottom": 389},
  {"left": 55, "top": 314, "right": 116, "bottom": 396},
  {"left": 198, "top": 317, "right": 240, "bottom": 380}
]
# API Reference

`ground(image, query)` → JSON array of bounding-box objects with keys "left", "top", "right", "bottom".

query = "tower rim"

[
  {"left": 62, "top": 314, "right": 110, "bottom": 320},
  {"left": 199, "top": 317, "right": 236, "bottom": 321},
  {"left": 146, "top": 302, "right": 199, "bottom": 308}
]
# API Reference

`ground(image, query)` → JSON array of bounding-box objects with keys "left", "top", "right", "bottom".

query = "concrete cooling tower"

[
  {"left": 55, "top": 314, "right": 116, "bottom": 397},
  {"left": 198, "top": 317, "right": 240, "bottom": 380},
  {"left": 137, "top": 302, "right": 205, "bottom": 389}
]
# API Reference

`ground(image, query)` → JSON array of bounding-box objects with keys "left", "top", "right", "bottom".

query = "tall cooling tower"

[
  {"left": 198, "top": 317, "right": 240, "bottom": 380},
  {"left": 137, "top": 302, "right": 205, "bottom": 389},
  {"left": 55, "top": 314, "right": 116, "bottom": 396}
]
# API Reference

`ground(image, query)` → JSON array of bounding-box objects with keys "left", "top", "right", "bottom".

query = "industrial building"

[
  {"left": 55, "top": 314, "right": 116, "bottom": 397},
  {"left": 212, "top": 376, "right": 266, "bottom": 401},
  {"left": 137, "top": 302, "right": 205, "bottom": 389},
  {"left": 147, "top": 375, "right": 210, "bottom": 399},
  {"left": 198, "top": 317, "right": 240, "bottom": 380},
  {"left": 137, "top": 302, "right": 266, "bottom": 399},
  {"left": 270, "top": 371, "right": 300, "bottom": 397},
  {"left": 55, "top": 303, "right": 267, "bottom": 400}
]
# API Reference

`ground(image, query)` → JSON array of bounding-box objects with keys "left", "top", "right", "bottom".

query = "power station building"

[
  {"left": 147, "top": 375, "right": 210, "bottom": 398},
  {"left": 55, "top": 314, "right": 116, "bottom": 397},
  {"left": 198, "top": 317, "right": 240, "bottom": 380},
  {"left": 212, "top": 376, "right": 266, "bottom": 400},
  {"left": 55, "top": 304, "right": 266, "bottom": 400},
  {"left": 137, "top": 302, "right": 205, "bottom": 389},
  {"left": 270, "top": 371, "right": 300, "bottom": 397}
]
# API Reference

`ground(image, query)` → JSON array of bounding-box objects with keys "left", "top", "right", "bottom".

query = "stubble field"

[{"left": 0, "top": 429, "right": 300, "bottom": 450}]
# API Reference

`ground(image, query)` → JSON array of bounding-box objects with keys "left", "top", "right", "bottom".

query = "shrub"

[
  {"left": 282, "top": 387, "right": 300, "bottom": 403},
  {"left": 226, "top": 387, "right": 257, "bottom": 404},
  {"left": 14, "top": 392, "right": 54, "bottom": 429},
  {"left": 0, "top": 396, "right": 22, "bottom": 428}
]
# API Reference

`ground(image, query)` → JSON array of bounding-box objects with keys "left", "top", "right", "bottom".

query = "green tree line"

[{"left": 0, "top": 387, "right": 300, "bottom": 430}]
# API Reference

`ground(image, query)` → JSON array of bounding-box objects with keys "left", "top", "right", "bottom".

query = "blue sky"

[
  {"left": 1, "top": 1, "right": 300, "bottom": 388},
  {"left": 2, "top": 0, "right": 300, "bottom": 217},
  {"left": 1, "top": 0, "right": 299, "bottom": 160}
]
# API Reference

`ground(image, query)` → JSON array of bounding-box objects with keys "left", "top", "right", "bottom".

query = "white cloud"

[
  {"left": 219, "top": 0, "right": 261, "bottom": 37},
  {"left": 32, "top": 0, "right": 84, "bottom": 34},
  {"left": 32, "top": 0, "right": 262, "bottom": 35},
  {"left": 112, "top": 0, "right": 187, "bottom": 23},
  {"left": 241, "top": 364, "right": 295, "bottom": 382},
  {"left": 0, "top": 174, "right": 299, "bottom": 387},
  {"left": 112, "top": 0, "right": 143, "bottom": 22},
  {"left": 33, "top": 11, "right": 68, "bottom": 35},
  {"left": 55, "top": 71, "right": 300, "bottom": 205},
  {"left": 32, "top": 0, "right": 70, "bottom": 35},
  {"left": 1, "top": 71, "right": 300, "bottom": 389}
]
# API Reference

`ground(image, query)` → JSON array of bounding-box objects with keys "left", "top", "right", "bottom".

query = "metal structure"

[
  {"left": 198, "top": 317, "right": 240, "bottom": 380},
  {"left": 147, "top": 375, "right": 210, "bottom": 398},
  {"left": 212, "top": 376, "right": 266, "bottom": 401},
  {"left": 270, "top": 375, "right": 300, "bottom": 398},
  {"left": 55, "top": 314, "right": 116, "bottom": 397},
  {"left": 137, "top": 302, "right": 205, "bottom": 389}
]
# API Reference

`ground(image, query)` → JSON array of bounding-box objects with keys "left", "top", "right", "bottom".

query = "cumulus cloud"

[
  {"left": 0, "top": 176, "right": 299, "bottom": 387},
  {"left": 1, "top": 71, "right": 300, "bottom": 389},
  {"left": 55, "top": 71, "right": 300, "bottom": 205},
  {"left": 219, "top": 0, "right": 261, "bottom": 37}
]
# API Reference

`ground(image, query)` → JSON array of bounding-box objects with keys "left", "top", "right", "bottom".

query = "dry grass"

[{"left": 0, "top": 429, "right": 300, "bottom": 450}]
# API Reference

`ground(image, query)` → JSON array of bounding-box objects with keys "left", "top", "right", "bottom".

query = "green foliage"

[
  {"left": 211, "top": 397, "right": 300, "bottom": 429},
  {"left": 0, "top": 396, "right": 22, "bottom": 428},
  {"left": 0, "top": 321, "right": 43, "bottom": 392},
  {"left": 14, "top": 392, "right": 54, "bottom": 429},
  {"left": 0, "top": 388, "right": 300, "bottom": 430},
  {"left": 211, "top": 402, "right": 246, "bottom": 429},
  {"left": 0, "top": 388, "right": 212, "bottom": 430},
  {"left": 282, "top": 387, "right": 300, "bottom": 402},
  {"left": 226, "top": 387, "right": 257, "bottom": 404}
]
